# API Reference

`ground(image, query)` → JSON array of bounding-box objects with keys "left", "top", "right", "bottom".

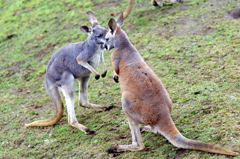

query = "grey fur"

[{"left": 25, "top": 11, "right": 111, "bottom": 134}]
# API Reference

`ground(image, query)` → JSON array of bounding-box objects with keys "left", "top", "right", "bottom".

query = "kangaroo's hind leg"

[
  {"left": 60, "top": 74, "right": 95, "bottom": 134},
  {"left": 25, "top": 78, "right": 64, "bottom": 127},
  {"left": 108, "top": 91, "right": 145, "bottom": 152},
  {"left": 78, "top": 75, "right": 113, "bottom": 111},
  {"left": 108, "top": 116, "right": 145, "bottom": 152}
]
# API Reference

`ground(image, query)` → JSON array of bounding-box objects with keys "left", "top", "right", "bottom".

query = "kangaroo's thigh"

[{"left": 121, "top": 91, "right": 142, "bottom": 124}]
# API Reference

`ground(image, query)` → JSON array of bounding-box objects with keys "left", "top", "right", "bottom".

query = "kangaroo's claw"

[
  {"left": 107, "top": 146, "right": 118, "bottom": 153},
  {"left": 101, "top": 70, "right": 107, "bottom": 78},
  {"left": 95, "top": 74, "right": 100, "bottom": 80},
  {"left": 85, "top": 129, "right": 96, "bottom": 135},
  {"left": 104, "top": 105, "right": 115, "bottom": 111},
  {"left": 113, "top": 75, "right": 119, "bottom": 83}
]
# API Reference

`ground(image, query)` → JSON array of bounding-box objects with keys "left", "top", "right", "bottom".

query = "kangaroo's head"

[
  {"left": 104, "top": 13, "right": 125, "bottom": 51},
  {"left": 80, "top": 11, "right": 107, "bottom": 47}
]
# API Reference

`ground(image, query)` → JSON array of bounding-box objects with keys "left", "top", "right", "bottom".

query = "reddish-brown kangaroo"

[{"left": 104, "top": 13, "right": 239, "bottom": 156}]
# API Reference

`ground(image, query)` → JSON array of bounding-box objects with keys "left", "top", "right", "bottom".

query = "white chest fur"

[{"left": 89, "top": 48, "right": 103, "bottom": 69}]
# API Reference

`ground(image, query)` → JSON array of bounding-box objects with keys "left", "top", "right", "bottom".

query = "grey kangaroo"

[
  {"left": 104, "top": 13, "right": 239, "bottom": 156},
  {"left": 25, "top": 11, "right": 113, "bottom": 135}
]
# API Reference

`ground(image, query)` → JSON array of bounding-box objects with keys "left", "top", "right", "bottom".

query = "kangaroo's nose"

[{"left": 103, "top": 44, "right": 108, "bottom": 50}]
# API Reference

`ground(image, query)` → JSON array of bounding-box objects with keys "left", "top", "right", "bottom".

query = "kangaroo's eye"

[
  {"left": 97, "top": 34, "right": 102, "bottom": 37},
  {"left": 106, "top": 38, "right": 109, "bottom": 41}
]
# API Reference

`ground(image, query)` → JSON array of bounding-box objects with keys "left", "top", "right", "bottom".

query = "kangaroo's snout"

[
  {"left": 98, "top": 41, "right": 104, "bottom": 45},
  {"left": 103, "top": 42, "right": 114, "bottom": 51},
  {"left": 100, "top": 43, "right": 105, "bottom": 50},
  {"left": 104, "top": 28, "right": 115, "bottom": 51},
  {"left": 104, "top": 43, "right": 108, "bottom": 50},
  {"left": 103, "top": 39, "right": 110, "bottom": 51}
]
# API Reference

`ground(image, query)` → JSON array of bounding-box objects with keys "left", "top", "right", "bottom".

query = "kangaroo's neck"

[
  {"left": 112, "top": 40, "right": 137, "bottom": 64},
  {"left": 114, "top": 29, "right": 133, "bottom": 50},
  {"left": 111, "top": 29, "right": 144, "bottom": 74},
  {"left": 81, "top": 38, "right": 101, "bottom": 52}
]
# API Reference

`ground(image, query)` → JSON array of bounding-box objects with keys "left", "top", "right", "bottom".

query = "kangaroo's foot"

[
  {"left": 101, "top": 70, "right": 107, "bottom": 78},
  {"left": 79, "top": 102, "right": 114, "bottom": 111},
  {"left": 69, "top": 121, "right": 96, "bottom": 135},
  {"left": 107, "top": 144, "right": 145, "bottom": 153}
]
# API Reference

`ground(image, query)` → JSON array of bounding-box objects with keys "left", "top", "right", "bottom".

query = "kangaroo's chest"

[{"left": 88, "top": 48, "right": 102, "bottom": 68}]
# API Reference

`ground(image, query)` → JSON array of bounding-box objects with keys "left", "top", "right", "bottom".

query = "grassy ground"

[{"left": 0, "top": 0, "right": 239, "bottom": 158}]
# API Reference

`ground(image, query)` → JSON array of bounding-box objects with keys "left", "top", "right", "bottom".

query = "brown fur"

[{"left": 105, "top": 13, "right": 239, "bottom": 156}]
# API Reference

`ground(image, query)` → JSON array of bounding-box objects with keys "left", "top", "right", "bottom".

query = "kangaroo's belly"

[
  {"left": 88, "top": 49, "right": 102, "bottom": 68},
  {"left": 119, "top": 64, "right": 172, "bottom": 114}
]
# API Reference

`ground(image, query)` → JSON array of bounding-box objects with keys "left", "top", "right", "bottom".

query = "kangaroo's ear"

[
  {"left": 116, "top": 12, "right": 124, "bottom": 27},
  {"left": 80, "top": 26, "right": 92, "bottom": 34},
  {"left": 108, "top": 18, "right": 117, "bottom": 34},
  {"left": 87, "top": 11, "right": 98, "bottom": 26}
]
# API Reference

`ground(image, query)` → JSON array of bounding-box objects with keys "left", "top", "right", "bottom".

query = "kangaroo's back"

[{"left": 46, "top": 41, "right": 100, "bottom": 86}]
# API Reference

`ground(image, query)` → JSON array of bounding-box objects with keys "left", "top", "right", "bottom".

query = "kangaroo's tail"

[
  {"left": 155, "top": 115, "right": 239, "bottom": 156},
  {"left": 123, "top": 0, "right": 135, "bottom": 19},
  {"left": 170, "top": 133, "right": 239, "bottom": 156},
  {"left": 25, "top": 78, "right": 64, "bottom": 127}
]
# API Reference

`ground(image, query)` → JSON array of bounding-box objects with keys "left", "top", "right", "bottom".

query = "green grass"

[{"left": 0, "top": 0, "right": 239, "bottom": 158}]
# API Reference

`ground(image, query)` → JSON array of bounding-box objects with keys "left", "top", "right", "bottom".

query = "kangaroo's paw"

[
  {"left": 101, "top": 70, "right": 107, "bottom": 78},
  {"left": 113, "top": 75, "right": 119, "bottom": 83},
  {"left": 95, "top": 74, "right": 100, "bottom": 80}
]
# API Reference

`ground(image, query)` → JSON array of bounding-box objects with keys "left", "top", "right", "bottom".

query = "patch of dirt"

[
  {"left": 173, "top": 18, "right": 206, "bottom": 36},
  {"left": 92, "top": 0, "right": 122, "bottom": 8},
  {"left": 176, "top": 149, "right": 187, "bottom": 159},
  {"left": 0, "top": 60, "right": 25, "bottom": 77},
  {"left": 25, "top": 100, "right": 56, "bottom": 121},
  {"left": 226, "top": 8, "right": 240, "bottom": 19},
  {"left": 137, "top": 0, "right": 239, "bottom": 37},
  {"left": 34, "top": 49, "right": 52, "bottom": 58}
]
